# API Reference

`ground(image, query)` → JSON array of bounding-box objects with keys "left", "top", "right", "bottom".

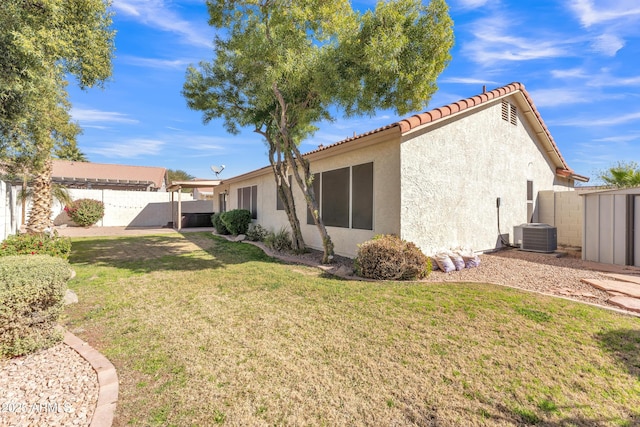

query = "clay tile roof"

[
  {"left": 52, "top": 160, "right": 167, "bottom": 188},
  {"left": 301, "top": 82, "right": 585, "bottom": 181}
]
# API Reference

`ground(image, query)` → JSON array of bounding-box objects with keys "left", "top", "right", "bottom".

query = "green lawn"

[{"left": 63, "top": 232, "right": 640, "bottom": 426}]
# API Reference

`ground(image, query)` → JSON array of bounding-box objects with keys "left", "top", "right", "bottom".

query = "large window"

[
  {"left": 306, "top": 162, "right": 373, "bottom": 230},
  {"left": 237, "top": 185, "right": 258, "bottom": 219}
]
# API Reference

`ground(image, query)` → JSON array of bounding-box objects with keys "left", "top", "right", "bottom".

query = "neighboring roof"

[
  {"left": 222, "top": 82, "right": 589, "bottom": 185},
  {"left": 52, "top": 160, "right": 167, "bottom": 189}
]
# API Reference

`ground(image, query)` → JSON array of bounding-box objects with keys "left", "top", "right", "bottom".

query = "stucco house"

[{"left": 212, "top": 82, "right": 588, "bottom": 257}]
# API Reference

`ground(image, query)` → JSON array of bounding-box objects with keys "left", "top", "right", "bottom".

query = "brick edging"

[{"left": 63, "top": 331, "right": 118, "bottom": 427}]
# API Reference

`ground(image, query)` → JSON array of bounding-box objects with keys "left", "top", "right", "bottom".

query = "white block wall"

[{"left": 538, "top": 190, "right": 582, "bottom": 247}]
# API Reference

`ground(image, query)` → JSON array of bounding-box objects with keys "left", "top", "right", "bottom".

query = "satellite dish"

[{"left": 210, "top": 164, "right": 225, "bottom": 177}]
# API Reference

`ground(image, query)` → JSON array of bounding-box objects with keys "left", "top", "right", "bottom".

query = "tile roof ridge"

[{"left": 397, "top": 82, "right": 525, "bottom": 132}]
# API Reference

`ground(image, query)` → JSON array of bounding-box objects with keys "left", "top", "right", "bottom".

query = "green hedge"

[
  {"left": 0, "top": 255, "right": 71, "bottom": 358},
  {"left": 220, "top": 209, "right": 252, "bottom": 235},
  {"left": 0, "top": 231, "right": 72, "bottom": 259},
  {"left": 211, "top": 212, "right": 230, "bottom": 235},
  {"left": 65, "top": 198, "right": 105, "bottom": 227}
]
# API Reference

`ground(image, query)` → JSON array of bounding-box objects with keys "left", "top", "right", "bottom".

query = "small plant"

[
  {"left": 264, "top": 227, "right": 292, "bottom": 252},
  {"left": 220, "top": 209, "right": 252, "bottom": 235},
  {"left": 0, "top": 255, "right": 71, "bottom": 357},
  {"left": 246, "top": 223, "right": 268, "bottom": 241},
  {"left": 0, "top": 231, "right": 71, "bottom": 259},
  {"left": 355, "top": 234, "right": 431, "bottom": 280},
  {"left": 211, "top": 213, "right": 230, "bottom": 235},
  {"left": 64, "top": 198, "right": 104, "bottom": 227}
]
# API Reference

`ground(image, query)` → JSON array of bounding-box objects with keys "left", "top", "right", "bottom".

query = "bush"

[
  {"left": 0, "top": 255, "right": 71, "bottom": 357},
  {"left": 211, "top": 212, "right": 230, "bottom": 235},
  {"left": 64, "top": 198, "right": 104, "bottom": 227},
  {"left": 264, "top": 227, "right": 292, "bottom": 252},
  {"left": 0, "top": 231, "right": 71, "bottom": 260},
  {"left": 246, "top": 224, "right": 268, "bottom": 241},
  {"left": 355, "top": 234, "right": 431, "bottom": 280},
  {"left": 220, "top": 209, "right": 252, "bottom": 235}
]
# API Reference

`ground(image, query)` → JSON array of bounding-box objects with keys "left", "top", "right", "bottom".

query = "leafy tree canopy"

[
  {"left": 599, "top": 161, "right": 640, "bottom": 188},
  {"left": 184, "top": 0, "right": 454, "bottom": 261},
  {"left": 0, "top": 0, "right": 114, "bottom": 233},
  {"left": 167, "top": 169, "right": 195, "bottom": 193}
]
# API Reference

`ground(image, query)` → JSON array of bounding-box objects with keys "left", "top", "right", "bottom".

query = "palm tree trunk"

[{"left": 26, "top": 157, "right": 53, "bottom": 233}]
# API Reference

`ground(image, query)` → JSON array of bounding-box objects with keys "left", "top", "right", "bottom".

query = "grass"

[{"left": 63, "top": 232, "right": 640, "bottom": 426}]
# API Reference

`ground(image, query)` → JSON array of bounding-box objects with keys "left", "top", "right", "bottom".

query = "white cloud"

[
  {"left": 591, "top": 33, "right": 624, "bottom": 56},
  {"left": 87, "top": 139, "right": 166, "bottom": 158},
  {"left": 528, "top": 88, "right": 593, "bottom": 107},
  {"left": 119, "top": 55, "right": 192, "bottom": 69},
  {"left": 71, "top": 108, "right": 139, "bottom": 124},
  {"left": 550, "top": 68, "right": 588, "bottom": 79},
  {"left": 462, "top": 16, "right": 571, "bottom": 66},
  {"left": 569, "top": 0, "right": 640, "bottom": 27},
  {"left": 441, "top": 77, "right": 499, "bottom": 85},
  {"left": 112, "top": 0, "right": 214, "bottom": 47},
  {"left": 557, "top": 111, "right": 640, "bottom": 127},
  {"left": 456, "top": 0, "right": 491, "bottom": 9}
]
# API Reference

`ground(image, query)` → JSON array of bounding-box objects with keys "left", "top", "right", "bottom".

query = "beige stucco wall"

[
  {"left": 538, "top": 190, "right": 582, "bottom": 247},
  {"left": 217, "top": 133, "right": 402, "bottom": 258},
  {"left": 399, "top": 96, "right": 573, "bottom": 254},
  {"left": 46, "top": 189, "right": 197, "bottom": 227}
]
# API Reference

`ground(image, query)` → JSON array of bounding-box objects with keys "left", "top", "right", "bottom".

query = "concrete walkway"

[{"left": 55, "top": 225, "right": 214, "bottom": 238}]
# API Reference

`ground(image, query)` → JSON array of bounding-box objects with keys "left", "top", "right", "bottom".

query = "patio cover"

[{"left": 167, "top": 180, "right": 221, "bottom": 231}]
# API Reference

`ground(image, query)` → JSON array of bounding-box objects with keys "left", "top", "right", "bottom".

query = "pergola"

[{"left": 166, "top": 180, "right": 221, "bottom": 231}]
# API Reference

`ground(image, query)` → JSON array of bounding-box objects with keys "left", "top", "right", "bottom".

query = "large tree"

[
  {"left": 167, "top": 169, "right": 196, "bottom": 193},
  {"left": 0, "top": 0, "right": 114, "bottom": 233},
  {"left": 184, "top": 0, "right": 453, "bottom": 263},
  {"left": 598, "top": 161, "right": 640, "bottom": 188}
]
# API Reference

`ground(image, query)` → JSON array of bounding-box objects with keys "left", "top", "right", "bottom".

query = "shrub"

[
  {"left": 264, "top": 227, "right": 292, "bottom": 252},
  {"left": 64, "top": 198, "right": 104, "bottom": 227},
  {"left": 0, "top": 255, "right": 71, "bottom": 357},
  {"left": 211, "top": 212, "right": 230, "bottom": 235},
  {"left": 355, "top": 234, "right": 431, "bottom": 280},
  {"left": 0, "top": 231, "right": 71, "bottom": 260},
  {"left": 246, "top": 224, "right": 268, "bottom": 242},
  {"left": 220, "top": 209, "right": 252, "bottom": 235}
]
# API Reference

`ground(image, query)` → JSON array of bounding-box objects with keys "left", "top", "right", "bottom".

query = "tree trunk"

[
  {"left": 287, "top": 143, "right": 335, "bottom": 264},
  {"left": 267, "top": 141, "right": 305, "bottom": 252},
  {"left": 26, "top": 156, "right": 53, "bottom": 233}
]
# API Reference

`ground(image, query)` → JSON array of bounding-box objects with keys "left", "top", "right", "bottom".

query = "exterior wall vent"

[
  {"left": 501, "top": 101, "right": 509, "bottom": 121},
  {"left": 510, "top": 104, "right": 517, "bottom": 125},
  {"left": 501, "top": 101, "right": 517, "bottom": 125},
  {"left": 520, "top": 223, "right": 557, "bottom": 253}
]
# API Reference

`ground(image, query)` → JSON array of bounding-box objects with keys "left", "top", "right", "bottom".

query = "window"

[
  {"left": 237, "top": 185, "right": 258, "bottom": 219},
  {"left": 276, "top": 176, "right": 293, "bottom": 211},
  {"left": 306, "top": 162, "right": 373, "bottom": 230},
  {"left": 322, "top": 167, "right": 350, "bottom": 228},
  {"left": 527, "top": 180, "right": 534, "bottom": 223},
  {"left": 218, "top": 192, "right": 226, "bottom": 213},
  {"left": 352, "top": 162, "right": 373, "bottom": 230}
]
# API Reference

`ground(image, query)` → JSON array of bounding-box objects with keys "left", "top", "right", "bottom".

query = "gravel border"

[{"left": 0, "top": 331, "right": 118, "bottom": 427}]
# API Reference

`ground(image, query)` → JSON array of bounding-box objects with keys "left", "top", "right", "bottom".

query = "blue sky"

[{"left": 67, "top": 0, "right": 640, "bottom": 183}]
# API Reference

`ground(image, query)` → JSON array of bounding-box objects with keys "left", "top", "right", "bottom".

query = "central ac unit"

[{"left": 520, "top": 223, "right": 557, "bottom": 253}]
